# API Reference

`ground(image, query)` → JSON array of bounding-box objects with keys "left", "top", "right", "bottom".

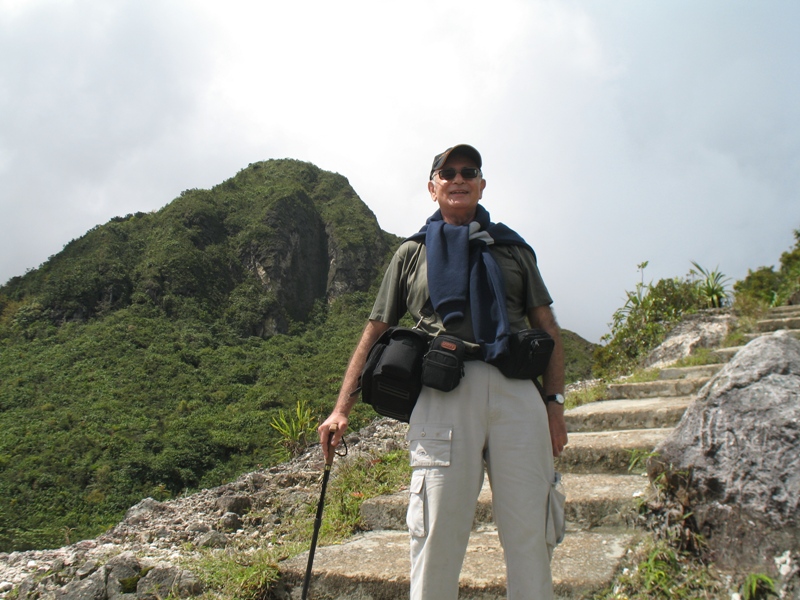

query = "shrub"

[
  {"left": 594, "top": 264, "right": 702, "bottom": 378},
  {"left": 734, "top": 266, "right": 782, "bottom": 307},
  {"left": 734, "top": 227, "right": 800, "bottom": 307}
]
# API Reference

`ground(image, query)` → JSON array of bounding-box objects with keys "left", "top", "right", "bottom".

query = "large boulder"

[
  {"left": 643, "top": 310, "right": 736, "bottom": 369},
  {"left": 650, "top": 331, "right": 800, "bottom": 572}
]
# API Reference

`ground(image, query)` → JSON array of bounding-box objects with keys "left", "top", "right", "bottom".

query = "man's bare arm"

[
  {"left": 528, "top": 305, "right": 568, "bottom": 457},
  {"left": 318, "top": 319, "right": 390, "bottom": 461}
]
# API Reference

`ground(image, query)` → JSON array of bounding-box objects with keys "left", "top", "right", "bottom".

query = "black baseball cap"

[{"left": 429, "top": 144, "right": 482, "bottom": 179}]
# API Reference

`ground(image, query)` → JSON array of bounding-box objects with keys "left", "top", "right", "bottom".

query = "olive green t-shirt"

[{"left": 369, "top": 240, "right": 552, "bottom": 350}]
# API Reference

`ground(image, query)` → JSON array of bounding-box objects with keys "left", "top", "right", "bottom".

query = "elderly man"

[{"left": 319, "top": 144, "right": 567, "bottom": 600}]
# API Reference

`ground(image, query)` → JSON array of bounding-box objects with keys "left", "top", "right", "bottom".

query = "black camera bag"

[
  {"left": 361, "top": 327, "right": 430, "bottom": 422},
  {"left": 492, "top": 328, "right": 555, "bottom": 380},
  {"left": 421, "top": 335, "right": 466, "bottom": 392}
]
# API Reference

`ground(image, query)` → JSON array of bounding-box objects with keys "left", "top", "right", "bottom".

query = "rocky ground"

[{"left": 0, "top": 419, "right": 410, "bottom": 598}]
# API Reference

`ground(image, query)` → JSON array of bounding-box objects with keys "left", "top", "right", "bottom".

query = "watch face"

[{"left": 548, "top": 394, "right": 565, "bottom": 405}]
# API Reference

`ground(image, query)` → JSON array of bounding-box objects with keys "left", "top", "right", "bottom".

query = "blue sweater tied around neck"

[{"left": 406, "top": 205, "right": 534, "bottom": 362}]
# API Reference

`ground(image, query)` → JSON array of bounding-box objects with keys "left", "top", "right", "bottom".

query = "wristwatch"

[{"left": 546, "top": 393, "right": 565, "bottom": 405}]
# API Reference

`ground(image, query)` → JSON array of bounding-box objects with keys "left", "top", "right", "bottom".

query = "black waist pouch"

[
  {"left": 422, "top": 335, "right": 466, "bottom": 392},
  {"left": 492, "top": 328, "right": 555, "bottom": 380},
  {"left": 361, "top": 327, "right": 430, "bottom": 422}
]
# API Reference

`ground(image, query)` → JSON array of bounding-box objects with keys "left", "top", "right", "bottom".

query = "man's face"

[{"left": 427, "top": 155, "right": 486, "bottom": 225}]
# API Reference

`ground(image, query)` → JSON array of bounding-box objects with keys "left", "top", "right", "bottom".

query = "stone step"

[
  {"left": 714, "top": 346, "right": 742, "bottom": 361},
  {"left": 743, "top": 329, "right": 800, "bottom": 342},
  {"left": 360, "top": 473, "right": 649, "bottom": 532},
  {"left": 565, "top": 397, "right": 691, "bottom": 433},
  {"left": 606, "top": 378, "right": 708, "bottom": 399},
  {"left": 767, "top": 305, "right": 800, "bottom": 317},
  {"left": 658, "top": 364, "right": 723, "bottom": 380},
  {"left": 756, "top": 317, "right": 800, "bottom": 332},
  {"left": 561, "top": 473, "right": 648, "bottom": 529},
  {"left": 276, "top": 527, "right": 637, "bottom": 599},
  {"left": 555, "top": 428, "right": 674, "bottom": 474}
]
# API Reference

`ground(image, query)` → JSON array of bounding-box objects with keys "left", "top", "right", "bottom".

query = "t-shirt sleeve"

[
  {"left": 368, "top": 244, "right": 411, "bottom": 325},
  {"left": 514, "top": 246, "right": 553, "bottom": 309}
]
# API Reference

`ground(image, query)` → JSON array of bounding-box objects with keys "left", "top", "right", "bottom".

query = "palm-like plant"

[
  {"left": 740, "top": 573, "right": 778, "bottom": 600},
  {"left": 690, "top": 261, "right": 730, "bottom": 308},
  {"left": 270, "top": 399, "right": 318, "bottom": 459}
]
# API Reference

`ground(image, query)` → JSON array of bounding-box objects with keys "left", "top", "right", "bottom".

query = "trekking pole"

[{"left": 301, "top": 423, "right": 339, "bottom": 600}]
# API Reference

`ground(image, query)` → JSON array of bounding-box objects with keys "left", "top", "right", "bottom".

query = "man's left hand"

[{"left": 546, "top": 403, "right": 568, "bottom": 457}]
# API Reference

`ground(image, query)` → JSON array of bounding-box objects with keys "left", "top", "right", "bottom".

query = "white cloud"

[{"left": 1, "top": 0, "right": 799, "bottom": 343}]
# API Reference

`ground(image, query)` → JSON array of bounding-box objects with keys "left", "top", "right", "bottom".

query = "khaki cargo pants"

[{"left": 407, "top": 360, "right": 556, "bottom": 600}]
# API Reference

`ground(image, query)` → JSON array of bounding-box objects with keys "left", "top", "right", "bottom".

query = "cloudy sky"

[{"left": 1, "top": 0, "right": 798, "bottom": 342}]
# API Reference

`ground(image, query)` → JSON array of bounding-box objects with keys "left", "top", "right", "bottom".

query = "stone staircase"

[{"left": 274, "top": 305, "right": 800, "bottom": 599}]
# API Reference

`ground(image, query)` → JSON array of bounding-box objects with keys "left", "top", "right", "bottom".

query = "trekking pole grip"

[{"left": 325, "top": 423, "right": 338, "bottom": 467}]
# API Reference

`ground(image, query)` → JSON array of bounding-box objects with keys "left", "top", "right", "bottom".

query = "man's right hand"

[{"left": 318, "top": 414, "right": 348, "bottom": 463}]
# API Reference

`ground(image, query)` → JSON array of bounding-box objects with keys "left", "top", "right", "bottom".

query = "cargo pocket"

[
  {"left": 406, "top": 470, "right": 427, "bottom": 538},
  {"left": 545, "top": 471, "right": 566, "bottom": 560},
  {"left": 407, "top": 423, "right": 453, "bottom": 467}
]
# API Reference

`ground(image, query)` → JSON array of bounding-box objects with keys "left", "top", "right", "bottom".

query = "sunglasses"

[{"left": 433, "top": 167, "right": 481, "bottom": 181}]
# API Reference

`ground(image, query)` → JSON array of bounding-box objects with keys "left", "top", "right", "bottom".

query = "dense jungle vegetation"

[{"left": 0, "top": 159, "right": 597, "bottom": 552}]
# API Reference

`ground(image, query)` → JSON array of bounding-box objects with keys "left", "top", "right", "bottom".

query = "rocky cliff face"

[
  {"left": 231, "top": 163, "right": 388, "bottom": 303},
  {"left": 223, "top": 160, "right": 396, "bottom": 335},
  {"left": 238, "top": 189, "right": 331, "bottom": 335}
]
